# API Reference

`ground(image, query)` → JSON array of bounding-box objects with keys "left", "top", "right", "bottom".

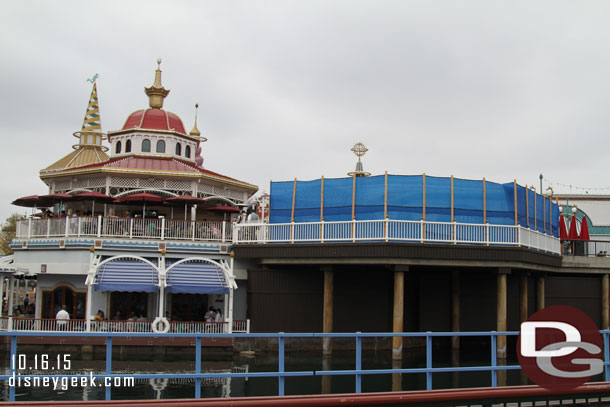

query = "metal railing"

[
  {"left": 1, "top": 330, "right": 609, "bottom": 403},
  {"left": 233, "top": 220, "right": 561, "bottom": 254},
  {"left": 0, "top": 317, "right": 250, "bottom": 333},
  {"left": 16, "top": 217, "right": 231, "bottom": 243}
]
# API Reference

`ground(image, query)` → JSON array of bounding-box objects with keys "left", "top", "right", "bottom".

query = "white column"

[
  {"left": 0, "top": 275, "right": 4, "bottom": 318},
  {"left": 227, "top": 288, "right": 234, "bottom": 334},
  {"left": 85, "top": 280, "right": 93, "bottom": 332},
  {"left": 7, "top": 277, "right": 15, "bottom": 330}
]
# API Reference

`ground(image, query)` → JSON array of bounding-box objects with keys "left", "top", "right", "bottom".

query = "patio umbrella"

[
  {"left": 12, "top": 195, "right": 51, "bottom": 208},
  {"left": 39, "top": 193, "right": 74, "bottom": 213},
  {"left": 204, "top": 205, "right": 241, "bottom": 222},
  {"left": 116, "top": 193, "right": 165, "bottom": 218},
  {"left": 559, "top": 216, "right": 568, "bottom": 240},
  {"left": 568, "top": 215, "right": 579, "bottom": 240},
  {"left": 579, "top": 216, "right": 590, "bottom": 241},
  {"left": 74, "top": 192, "right": 115, "bottom": 216},
  {"left": 205, "top": 205, "right": 240, "bottom": 213},
  {"left": 166, "top": 195, "right": 208, "bottom": 220}
]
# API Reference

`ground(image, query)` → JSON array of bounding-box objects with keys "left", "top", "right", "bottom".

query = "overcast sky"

[{"left": 1, "top": 1, "right": 609, "bottom": 221}]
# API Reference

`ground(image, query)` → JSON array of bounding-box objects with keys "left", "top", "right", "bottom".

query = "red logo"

[{"left": 517, "top": 305, "right": 603, "bottom": 390}]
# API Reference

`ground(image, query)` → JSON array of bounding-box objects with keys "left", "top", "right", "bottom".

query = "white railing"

[
  {"left": 1, "top": 317, "right": 251, "bottom": 333},
  {"left": 16, "top": 216, "right": 231, "bottom": 243},
  {"left": 233, "top": 220, "right": 561, "bottom": 254}
]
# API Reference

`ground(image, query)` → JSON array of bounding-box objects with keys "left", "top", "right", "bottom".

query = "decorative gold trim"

[
  {"left": 320, "top": 176, "right": 324, "bottom": 222},
  {"left": 291, "top": 178, "right": 297, "bottom": 223},
  {"left": 384, "top": 171, "right": 388, "bottom": 219},
  {"left": 513, "top": 180, "right": 518, "bottom": 226},
  {"left": 483, "top": 178, "right": 486, "bottom": 223}
]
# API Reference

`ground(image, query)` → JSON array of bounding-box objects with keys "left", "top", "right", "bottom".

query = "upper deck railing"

[
  {"left": 233, "top": 219, "right": 561, "bottom": 254},
  {"left": 15, "top": 216, "right": 231, "bottom": 242},
  {"left": 15, "top": 217, "right": 561, "bottom": 254}
]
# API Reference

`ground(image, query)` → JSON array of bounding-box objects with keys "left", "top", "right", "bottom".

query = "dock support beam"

[
  {"left": 392, "top": 266, "right": 407, "bottom": 360},
  {"left": 537, "top": 275, "right": 545, "bottom": 311},
  {"left": 519, "top": 274, "right": 528, "bottom": 323},
  {"left": 451, "top": 270, "right": 460, "bottom": 356},
  {"left": 603, "top": 274, "right": 609, "bottom": 330},
  {"left": 323, "top": 267, "right": 334, "bottom": 355},
  {"left": 497, "top": 268, "right": 510, "bottom": 361}
]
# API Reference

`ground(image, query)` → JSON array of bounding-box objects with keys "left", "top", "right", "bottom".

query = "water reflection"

[{"left": 0, "top": 348, "right": 523, "bottom": 402}]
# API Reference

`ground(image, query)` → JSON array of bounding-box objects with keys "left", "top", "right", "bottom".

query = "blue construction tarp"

[{"left": 269, "top": 174, "right": 559, "bottom": 237}]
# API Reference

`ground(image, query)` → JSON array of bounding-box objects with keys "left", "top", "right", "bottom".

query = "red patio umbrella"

[
  {"left": 166, "top": 195, "right": 208, "bottom": 220},
  {"left": 74, "top": 192, "right": 115, "bottom": 216},
  {"left": 559, "top": 216, "right": 568, "bottom": 240},
  {"left": 39, "top": 193, "right": 74, "bottom": 213},
  {"left": 568, "top": 215, "right": 579, "bottom": 240},
  {"left": 205, "top": 205, "right": 240, "bottom": 213},
  {"left": 116, "top": 193, "right": 165, "bottom": 217},
  {"left": 12, "top": 195, "right": 52, "bottom": 208},
  {"left": 579, "top": 216, "right": 590, "bottom": 241}
]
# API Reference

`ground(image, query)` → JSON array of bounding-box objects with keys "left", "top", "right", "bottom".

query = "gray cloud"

[{"left": 2, "top": 0, "right": 610, "bottom": 220}]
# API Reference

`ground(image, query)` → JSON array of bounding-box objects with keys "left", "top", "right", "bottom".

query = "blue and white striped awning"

[
  {"left": 166, "top": 261, "right": 229, "bottom": 294},
  {"left": 95, "top": 260, "right": 159, "bottom": 292}
]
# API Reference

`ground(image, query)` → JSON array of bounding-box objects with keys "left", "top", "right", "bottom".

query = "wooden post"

[
  {"left": 291, "top": 178, "right": 297, "bottom": 241},
  {"left": 537, "top": 275, "right": 545, "bottom": 311},
  {"left": 483, "top": 178, "right": 487, "bottom": 223},
  {"left": 451, "top": 270, "right": 460, "bottom": 355},
  {"left": 603, "top": 274, "right": 609, "bottom": 330},
  {"left": 549, "top": 197, "right": 552, "bottom": 234},
  {"left": 525, "top": 185, "right": 529, "bottom": 228},
  {"left": 513, "top": 180, "right": 518, "bottom": 226},
  {"left": 450, "top": 175, "right": 454, "bottom": 222},
  {"left": 392, "top": 267, "right": 405, "bottom": 360},
  {"left": 291, "top": 178, "right": 297, "bottom": 223},
  {"left": 384, "top": 171, "right": 388, "bottom": 219},
  {"left": 520, "top": 274, "right": 528, "bottom": 323},
  {"left": 422, "top": 174, "right": 426, "bottom": 221},
  {"left": 543, "top": 196, "right": 546, "bottom": 234},
  {"left": 497, "top": 269, "right": 509, "bottom": 360},
  {"left": 533, "top": 188, "right": 537, "bottom": 231},
  {"left": 323, "top": 268, "right": 334, "bottom": 355},
  {"left": 320, "top": 176, "right": 324, "bottom": 222},
  {"left": 351, "top": 174, "right": 356, "bottom": 240}
]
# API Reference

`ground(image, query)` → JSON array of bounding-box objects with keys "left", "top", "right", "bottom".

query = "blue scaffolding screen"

[{"left": 270, "top": 175, "right": 558, "bottom": 237}]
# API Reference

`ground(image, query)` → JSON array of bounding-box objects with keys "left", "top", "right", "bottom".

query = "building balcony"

[
  {"left": 16, "top": 216, "right": 232, "bottom": 243},
  {"left": 233, "top": 219, "right": 561, "bottom": 255}
]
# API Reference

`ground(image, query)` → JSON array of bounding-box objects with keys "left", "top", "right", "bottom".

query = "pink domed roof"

[{"left": 122, "top": 108, "right": 186, "bottom": 134}]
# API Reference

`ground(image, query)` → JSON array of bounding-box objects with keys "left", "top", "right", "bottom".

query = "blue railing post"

[
  {"left": 491, "top": 332, "right": 498, "bottom": 387},
  {"left": 9, "top": 335, "right": 16, "bottom": 402},
  {"left": 195, "top": 336, "right": 202, "bottom": 398},
  {"left": 279, "top": 332, "right": 285, "bottom": 396},
  {"left": 426, "top": 332, "right": 432, "bottom": 390},
  {"left": 596, "top": 332, "right": 610, "bottom": 382},
  {"left": 355, "top": 332, "right": 362, "bottom": 393},
  {"left": 106, "top": 336, "right": 112, "bottom": 401}
]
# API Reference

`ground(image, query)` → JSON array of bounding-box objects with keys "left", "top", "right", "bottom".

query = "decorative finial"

[
  {"left": 348, "top": 142, "right": 371, "bottom": 177},
  {"left": 86, "top": 73, "right": 99, "bottom": 84},
  {"left": 145, "top": 59, "right": 170, "bottom": 109},
  {"left": 190, "top": 103, "right": 201, "bottom": 138}
]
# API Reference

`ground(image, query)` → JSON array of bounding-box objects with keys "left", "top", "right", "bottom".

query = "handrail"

[
  {"left": 15, "top": 217, "right": 231, "bottom": 243},
  {"left": 1, "top": 330, "right": 609, "bottom": 403},
  {"left": 233, "top": 220, "right": 561, "bottom": 254},
  {"left": 0, "top": 317, "right": 251, "bottom": 333}
]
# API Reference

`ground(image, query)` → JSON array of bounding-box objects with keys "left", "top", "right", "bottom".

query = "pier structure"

[{"left": 230, "top": 161, "right": 610, "bottom": 361}]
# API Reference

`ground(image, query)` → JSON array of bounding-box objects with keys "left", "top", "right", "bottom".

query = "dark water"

[{"left": 0, "top": 339, "right": 570, "bottom": 402}]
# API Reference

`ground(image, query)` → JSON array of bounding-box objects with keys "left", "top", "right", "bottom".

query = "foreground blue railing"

[{"left": 1, "top": 330, "right": 609, "bottom": 402}]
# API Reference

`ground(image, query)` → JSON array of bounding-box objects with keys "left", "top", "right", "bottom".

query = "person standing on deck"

[{"left": 56, "top": 305, "right": 70, "bottom": 330}]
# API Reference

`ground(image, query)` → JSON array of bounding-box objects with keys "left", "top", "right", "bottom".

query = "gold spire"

[
  {"left": 190, "top": 103, "right": 201, "bottom": 138},
  {"left": 144, "top": 58, "right": 170, "bottom": 109}
]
